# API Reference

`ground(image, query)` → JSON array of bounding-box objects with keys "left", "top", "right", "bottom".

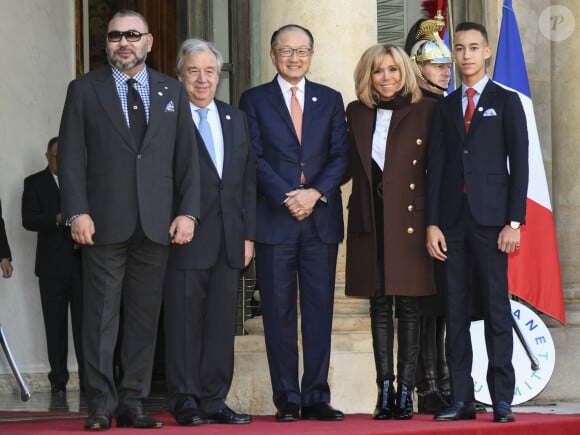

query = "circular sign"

[
  {"left": 470, "top": 300, "right": 555, "bottom": 405},
  {"left": 539, "top": 5, "right": 575, "bottom": 42}
]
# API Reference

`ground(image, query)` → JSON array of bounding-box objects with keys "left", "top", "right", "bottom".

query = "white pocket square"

[
  {"left": 483, "top": 108, "right": 497, "bottom": 117},
  {"left": 165, "top": 101, "right": 175, "bottom": 112}
]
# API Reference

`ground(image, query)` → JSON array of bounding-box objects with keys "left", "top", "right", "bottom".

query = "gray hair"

[{"left": 176, "top": 38, "right": 224, "bottom": 76}]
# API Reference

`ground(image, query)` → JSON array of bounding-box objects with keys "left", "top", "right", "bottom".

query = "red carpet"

[{"left": 1, "top": 413, "right": 580, "bottom": 435}]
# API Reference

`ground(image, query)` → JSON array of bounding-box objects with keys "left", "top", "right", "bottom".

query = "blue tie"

[{"left": 197, "top": 108, "right": 217, "bottom": 168}]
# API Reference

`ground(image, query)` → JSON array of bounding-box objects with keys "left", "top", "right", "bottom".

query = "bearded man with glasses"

[{"left": 58, "top": 9, "right": 200, "bottom": 431}]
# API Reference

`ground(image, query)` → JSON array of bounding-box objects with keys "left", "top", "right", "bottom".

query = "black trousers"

[{"left": 38, "top": 253, "right": 83, "bottom": 388}]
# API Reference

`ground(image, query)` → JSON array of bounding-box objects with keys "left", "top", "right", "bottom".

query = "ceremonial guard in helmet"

[{"left": 404, "top": 13, "right": 453, "bottom": 415}]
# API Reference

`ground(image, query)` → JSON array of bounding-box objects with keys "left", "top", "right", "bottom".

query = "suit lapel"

[
  {"left": 350, "top": 104, "right": 375, "bottom": 184},
  {"left": 267, "top": 78, "right": 299, "bottom": 143},
  {"left": 468, "top": 80, "right": 497, "bottom": 135},
  {"left": 92, "top": 67, "right": 134, "bottom": 150},
  {"left": 449, "top": 89, "right": 466, "bottom": 139},
  {"left": 216, "top": 100, "right": 232, "bottom": 178},
  {"left": 144, "top": 70, "right": 174, "bottom": 152},
  {"left": 383, "top": 104, "right": 413, "bottom": 171}
]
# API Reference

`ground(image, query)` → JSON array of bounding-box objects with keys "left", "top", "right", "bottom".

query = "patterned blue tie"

[{"left": 197, "top": 108, "right": 217, "bottom": 168}]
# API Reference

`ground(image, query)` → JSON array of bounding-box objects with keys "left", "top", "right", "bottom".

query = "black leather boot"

[
  {"left": 373, "top": 380, "right": 395, "bottom": 420},
  {"left": 418, "top": 379, "right": 449, "bottom": 414},
  {"left": 417, "top": 316, "right": 449, "bottom": 414},
  {"left": 394, "top": 383, "right": 414, "bottom": 420},
  {"left": 435, "top": 316, "right": 451, "bottom": 402},
  {"left": 370, "top": 295, "right": 395, "bottom": 419},
  {"left": 393, "top": 297, "right": 419, "bottom": 420}
]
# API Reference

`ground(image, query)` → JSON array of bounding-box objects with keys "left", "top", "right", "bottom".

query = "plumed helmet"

[{"left": 410, "top": 39, "right": 451, "bottom": 65}]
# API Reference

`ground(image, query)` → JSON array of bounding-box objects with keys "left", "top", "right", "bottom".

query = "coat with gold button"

[{"left": 345, "top": 98, "right": 436, "bottom": 297}]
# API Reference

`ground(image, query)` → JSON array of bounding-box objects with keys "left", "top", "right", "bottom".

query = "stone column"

[
  {"left": 229, "top": 0, "right": 378, "bottom": 415},
  {"left": 546, "top": 0, "right": 580, "bottom": 401}
]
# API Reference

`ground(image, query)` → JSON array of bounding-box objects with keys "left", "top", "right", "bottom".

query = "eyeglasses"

[
  {"left": 107, "top": 30, "right": 149, "bottom": 42},
  {"left": 276, "top": 47, "right": 312, "bottom": 57}
]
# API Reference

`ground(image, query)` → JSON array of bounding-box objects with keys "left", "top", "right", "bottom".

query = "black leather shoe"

[
  {"left": 301, "top": 403, "right": 344, "bottom": 421},
  {"left": 84, "top": 408, "right": 111, "bottom": 431},
  {"left": 116, "top": 407, "right": 163, "bottom": 428},
  {"left": 51, "top": 384, "right": 66, "bottom": 394},
  {"left": 433, "top": 401, "right": 476, "bottom": 421},
  {"left": 174, "top": 408, "right": 203, "bottom": 426},
  {"left": 493, "top": 401, "right": 515, "bottom": 423},
  {"left": 475, "top": 401, "right": 488, "bottom": 413},
  {"left": 275, "top": 403, "right": 300, "bottom": 422},
  {"left": 203, "top": 406, "right": 252, "bottom": 424}
]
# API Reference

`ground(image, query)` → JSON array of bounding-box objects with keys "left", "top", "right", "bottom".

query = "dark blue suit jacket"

[
  {"left": 239, "top": 77, "right": 349, "bottom": 244},
  {"left": 426, "top": 80, "right": 528, "bottom": 228}
]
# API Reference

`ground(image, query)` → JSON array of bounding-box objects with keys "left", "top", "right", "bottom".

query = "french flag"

[{"left": 494, "top": 0, "right": 566, "bottom": 324}]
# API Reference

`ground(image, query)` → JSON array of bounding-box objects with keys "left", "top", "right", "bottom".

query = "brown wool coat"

[{"left": 345, "top": 99, "right": 436, "bottom": 298}]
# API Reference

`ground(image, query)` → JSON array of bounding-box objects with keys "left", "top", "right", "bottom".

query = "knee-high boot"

[
  {"left": 417, "top": 316, "right": 449, "bottom": 413},
  {"left": 394, "top": 297, "right": 419, "bottom": 420},
  {"left": 370, "top": 295, "right": 395, "bottom": 420},
  {"left": 436, "top": 316, "right": 451, "bottom": 403}
]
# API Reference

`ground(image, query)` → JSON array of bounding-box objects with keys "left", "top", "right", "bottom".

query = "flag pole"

[{"left": 447, "top": 0, "right": 459, "bottom": 90}]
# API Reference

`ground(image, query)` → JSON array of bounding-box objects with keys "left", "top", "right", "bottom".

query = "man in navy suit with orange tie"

[
  {"left": 426, "top": 22, "right": 528, "bottom": 424},
  {"left": 239, "top": 24, "right": 348, "bottom": 422}
]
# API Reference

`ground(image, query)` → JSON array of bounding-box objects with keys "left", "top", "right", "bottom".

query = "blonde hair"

[{"left": 354, "top": 44, "right": 422, "bottom": 108}]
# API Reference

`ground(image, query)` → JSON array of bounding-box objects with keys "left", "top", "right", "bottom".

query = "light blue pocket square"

[
  {"left": 483, "top": 108, "right": 497, "bottom": 117},
  {"left": 165, "top": 101, "right": 175, "bottom": 112}
]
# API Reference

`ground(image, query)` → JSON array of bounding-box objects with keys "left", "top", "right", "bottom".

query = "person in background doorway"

[{"left": 22, "top": 136, "right": 84, "bottom": 395}]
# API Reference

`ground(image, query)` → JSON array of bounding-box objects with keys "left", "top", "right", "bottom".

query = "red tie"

[
  {"left": 464, "top": 87, "right": 476, "bottom": 132},
  {"left": 291, "top": 86, "right": 307, "bottom": 185}
]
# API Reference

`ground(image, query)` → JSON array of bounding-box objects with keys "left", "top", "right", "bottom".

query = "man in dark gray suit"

[
  {"left": 58, "top": 10, "right": 200, "bottom": 430},
  {"left": 163, "top": 38, "right": 256, "bottom": 427}
]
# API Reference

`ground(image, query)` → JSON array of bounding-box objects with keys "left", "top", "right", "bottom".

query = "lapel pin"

[
  {"left": 226, "top": 115, "right": 231, "bottom": 120},
  {"left": 312, "top": 97, "right": 318, "bottom": 102}
]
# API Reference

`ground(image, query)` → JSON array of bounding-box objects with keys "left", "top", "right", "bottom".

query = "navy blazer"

[
  {"left": 167, "top": 99, "right": 256, "bottom": 270},
  {"left": 58, "top": 66, "right": 200, "bottom": 245},
  {"left": 239, "top": 77, "right": 349, "bottom": 244},
  {"left": 426, "top": 80, "right": 528, "bottom": 228},
  {"left": 22, "top": 167, "right": 79, "bottom": 278}
]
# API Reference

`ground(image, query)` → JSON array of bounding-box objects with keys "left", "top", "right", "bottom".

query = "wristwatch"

[{"left": 509, "top": 221, "right": 521, "bottom": 230}]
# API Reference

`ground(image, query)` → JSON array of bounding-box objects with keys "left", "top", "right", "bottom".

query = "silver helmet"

[
  {"left": 410, "top": 39, "right": 451, "bottom": 65},
  {"left": 410, "top": 38, "right": 451, "bottom": 92}
]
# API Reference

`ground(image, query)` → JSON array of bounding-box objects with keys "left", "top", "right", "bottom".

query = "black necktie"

[{"left": 127, "top": 78, "right": 147, "bottom": 146}]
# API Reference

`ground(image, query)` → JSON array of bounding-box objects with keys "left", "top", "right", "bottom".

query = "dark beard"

[{"left": 107, "top": 47, "right": 147, "bottom": 71}]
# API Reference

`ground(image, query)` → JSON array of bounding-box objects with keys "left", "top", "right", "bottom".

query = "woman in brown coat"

[{"left": 345, "top": 44, "right": 436, "bottom": 420}]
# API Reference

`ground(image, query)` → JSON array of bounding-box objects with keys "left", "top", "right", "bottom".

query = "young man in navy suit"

[
  {"left": 426, "top": 22, "right": 528, "bottom": 424},
  {"left": 239, "top": 24, "right": 349, "bottom": 422},
  {"left": 22, "top": 137, "right": 83, "bottom": 395},
  {"left": 163, "top": 38, "right": 256, "bottom": 427}
]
